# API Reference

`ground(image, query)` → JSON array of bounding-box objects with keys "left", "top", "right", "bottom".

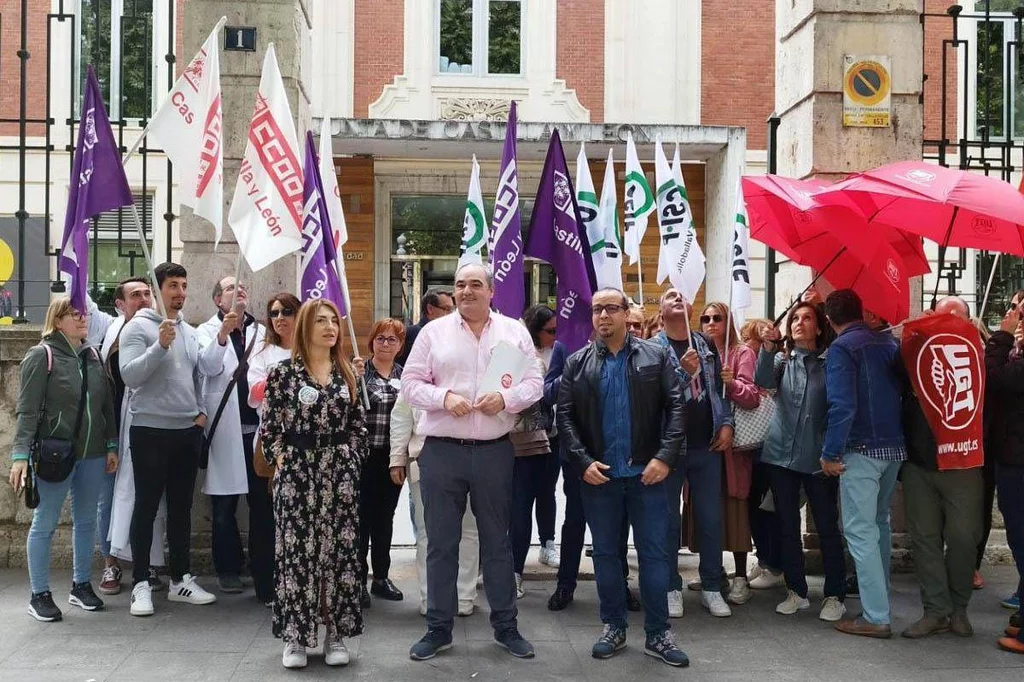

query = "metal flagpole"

[
  {"left": 979, "top": 252, "right": 1001, "bottom": 323},
  {"left": 637, "top": 261, "right": 644, "bottom": 308},
  {"left": 128, "top": 203, "right": 166, "bottom": 319}
]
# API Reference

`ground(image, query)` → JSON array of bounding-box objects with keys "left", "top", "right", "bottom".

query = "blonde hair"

[
  {"left": 741, "top": 318, "right": 770, "bottom": 345},
  {"left": 41, "top": 297, "right": 78, "bottom": 338},
  {"left": 701, "top": 301, "right": 740, "bottom": 348},
  {"left": 293, "top": 300, "right": 358, "bottom": 403}
]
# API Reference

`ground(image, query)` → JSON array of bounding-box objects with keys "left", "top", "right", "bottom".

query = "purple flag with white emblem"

[
  {"left": 59, "top": 66, "right": 133, "bottom": 313},
  {"left": 525, "top": 129, "right": 596, "bottom": 354},
  {"left": 490, "top": 101, "right": 524, "bottom": 317},
  {"left": 299, "top": 131, "right": 346, "bottom": 313}
]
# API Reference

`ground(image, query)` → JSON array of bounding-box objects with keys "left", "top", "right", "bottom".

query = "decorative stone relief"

[{"left": 438, "top": 98, "right": 512, "bottom": 121}]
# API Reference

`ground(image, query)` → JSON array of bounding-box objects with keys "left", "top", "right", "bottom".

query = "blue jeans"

[
  {"left": 996, "top": 465, "right": 1024, "bottom": 642},
  {"left": 667, "top": 446, "right": 722, "bottom": 591},
  {"left": 750, "top": 458, "right": 781, "bottom": 571},
  {"left": 581, "top": 474, "right": 670, "bottom": 636},
  {"left": 839, "top": 453, "right": 902, "bottom": 625},
  {"left": 28, "top": 456, "right": 108, "bottom": 594},
  {"left": 96, "top": 471, "right": 115, "bottom": 557}
]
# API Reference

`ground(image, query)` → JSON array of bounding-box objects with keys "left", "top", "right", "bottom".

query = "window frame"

[{"left": 435, "top": 0, "right": 524, "bottom": 78}]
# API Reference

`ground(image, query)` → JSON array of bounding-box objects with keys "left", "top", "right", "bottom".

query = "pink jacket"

[{"left": 722, "top": 344, "right": 760, "bottom": 410}]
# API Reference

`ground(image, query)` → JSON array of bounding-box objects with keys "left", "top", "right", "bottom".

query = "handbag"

[
  {"left": 31, "top": 343, "right": 89, "bottom": 484},
  {"left": 732, "top": 390, "right": 776, "bottom": 451},
  {"left": 200, "top": 328, "right": 259, "bottom": 469}
]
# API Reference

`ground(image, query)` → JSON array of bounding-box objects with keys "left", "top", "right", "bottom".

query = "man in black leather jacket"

[{"left": 556, "top": 288, "right": 687, "bottom": 667}]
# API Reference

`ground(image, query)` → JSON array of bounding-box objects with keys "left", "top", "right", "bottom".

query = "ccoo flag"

[
  {"left": 458, "top": 155, "right": 487, "bottom": 269},
  {"left": 731, "top": 180, "right": 752, "bottom": 333},
  {"left": 228, "top": 44, "right": 304, "bottom": 272},
  {"left": 622, "top": 132, "right": 655, "bottom": 266},
  {"left": 655, "top": 140, "right": 705, "bottom": 302},
  {"left": 526, "top": 129, "right": 595, "bottom": 354},
  {"left": 299, "top": 131, "right": 346, "bottom": 312},
  {"left": 60, "top": 66, "right": 134, "bottom": 313},
  {"left": 491, "top": 101, "right": 524, "bottom": 317},
  {"left": 147, "top": 18, "right": 224, "bottom": 243}
]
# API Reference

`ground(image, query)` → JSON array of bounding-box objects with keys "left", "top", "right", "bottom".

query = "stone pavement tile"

[
  {"left": 134, "top": 609, "right": 264, "bottom": 653},
  {"left": 0, "top": 634, "right": 134, "bottom": 677},
  {"left": 463, "top": 639, "right": 586, "bottom": 681},
  {"left": 462, "top": 607, "right": 569, "bottom": 642},
  {"left": 106, "top": 651, "right": 244, "bottom": 681}
]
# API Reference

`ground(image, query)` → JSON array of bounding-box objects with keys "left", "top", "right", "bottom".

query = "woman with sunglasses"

[
  {"left": 693, "top": 302, "right": 761, "bottom": 606},
  {"left": 357, "top": 317, "right": 407, "bottom": 607},
  {"left": 249, "top": 294, "right": 300, "bottom": 411}
]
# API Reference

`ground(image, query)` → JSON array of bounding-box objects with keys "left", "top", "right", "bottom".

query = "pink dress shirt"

[{"left": 399, "top": 310, "right": 544, "bottom": 440}]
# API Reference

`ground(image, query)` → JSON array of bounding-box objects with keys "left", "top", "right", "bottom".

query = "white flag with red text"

[
  {"left": 227, "top": 44, "right": 304, "bottom": 271},
  {"left": 147, "top": 18, "right": 225, "bottom": 243}
]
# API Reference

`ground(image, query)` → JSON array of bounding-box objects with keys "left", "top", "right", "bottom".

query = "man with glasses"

[
  {"left": 651, "top": 288, "right": 735, "bottom": 618},
  {"left": 557, "top": 287, "right": 687, "bottom": 666},
  {"left": 402, "top": 263, "right": 542, "bottom": 662},
  {"left": 396, "top": 288, "right": 455, "bottom": 366}
]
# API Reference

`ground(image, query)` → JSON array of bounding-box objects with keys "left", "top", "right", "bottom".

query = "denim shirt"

[
  {"left": 821, "top": 322, "right": 906, "bottom": 461},
  {"left": 755, "top": 347, "right": 828, "bottom": 474},
  {"left": 600, "top": 348, "right": 643, "bottom": 478},
  {"left": 651, "top": 331, "right": 734, "bottom": 435}
]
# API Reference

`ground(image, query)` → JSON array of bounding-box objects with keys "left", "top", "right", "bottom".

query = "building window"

[
  {"left": 438, "top": 0, "right": 522, "bottom": 76},
  {"left": 78, "top": 0, "right": 157, "bottom": 121},
  {"left": 973, "top": 2, "right": 1024, "bottom": 139},
  {"left": 89, "top": 192, "right": 153, "bottom": 310}
]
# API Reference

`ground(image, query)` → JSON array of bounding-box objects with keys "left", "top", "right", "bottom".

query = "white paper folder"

[{"left": 480, "top": 341, "right": 532, "bottom": 394}]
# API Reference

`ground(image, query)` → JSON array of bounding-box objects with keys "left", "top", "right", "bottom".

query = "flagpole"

[
  {"left": 637, "top": 261, "right": 644, "bottom": 308},
  {"left": 335, "top": 255, "right": 370, "bottom": 410},
  {"left": 128, "top": 203, "right": 167, "bottom": 319},
  {"left": 979, "top": 252, "right": 1001, "bottom": 322}
]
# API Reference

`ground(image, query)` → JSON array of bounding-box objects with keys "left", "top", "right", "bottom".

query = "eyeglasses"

[
  {"left": 268, "top": 308, "right": 295, "bottom": 319},
  {"left": 700, "top": 314, "right": 724, "bottom": 324},
  {"left": 541, "top": 325, "right": 557, "bottom": 335},
  {"left": 375, "top": 335, "right": 401, "bottom": 346},
  {"left": 592, "top": 304, "right": 625, "bottom": 316}
]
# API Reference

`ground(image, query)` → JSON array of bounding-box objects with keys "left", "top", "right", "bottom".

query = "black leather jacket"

[{"left": 556, "top": 334, "right": 686, "bottom": 475}]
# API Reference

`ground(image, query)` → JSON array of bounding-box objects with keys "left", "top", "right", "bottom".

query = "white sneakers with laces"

[
  {"left": 819, "top": 596, "right": 847, "bottom": 622},
  {"left": 776, "top": 590, "right": 811, "bottom": 615},
  {"left": 168, "top": 574, "right": 217, "bottom": 605},
  {"left": 667, "top": 589, "right": 684, "bottom": 618},
  {"left": 701, "top": 590, "right": 732, "bottom": 617},
  {"left": 325, "top": 628, "right": 351, "bottom": 666},
  {"left": 539, "top": 541, "right": 560, "bottom": 568},
  {"left": 727, "top": 577, "right": 753, "bottom": 605},
  {"left": 749, "top": 569, "right": 785, "bottom": 590},
  {"left": 130, "top": 580, "right": 154, "bottom": 617},
  {"left": 282, "top": 640, "right": 307, "bottom": 669}
]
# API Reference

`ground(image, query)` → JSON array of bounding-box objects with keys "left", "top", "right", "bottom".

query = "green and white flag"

[
  {"left": 731, "top": 178, "right": 752, "bottom": 333},
  {"left": 655, "top": 140, "right": 705, "bottom": 302},
  {"left": 458, "top": 154, "right": 487, "bottom": 269},
  {"left": 576, "top": 143, "right": 619, "bottom": 290},
  {"left": 596, "top": 149, "right": 624, "bottom": 290},
  {"left": 623, "top": 132, "right": 655, "bottom": 266}
]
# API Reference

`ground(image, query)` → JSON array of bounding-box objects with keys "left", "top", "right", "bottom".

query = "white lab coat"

[
  {"left": 196, "top": 315, "right": 266, "bottom": 496},
  {"left": 246, "top": 340, "right": 292, "bottom": 410}
]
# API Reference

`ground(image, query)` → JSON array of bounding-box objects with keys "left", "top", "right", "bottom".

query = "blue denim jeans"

[
  {"left": 581, "top": 474, "right": 670, "bottom": 636},
  {"left": 96, "top": 471, "right": 116, "bottom": 557},
  {"left": 666, "top": 446, "right": 722, "bottom": 591},
  {"left": 839, "top": 453, "right": 902, "bottom": 625},
  {"left": 996, "top": 465, "right": 1024, "bottom": 642},
  {"left": 28, "top": 456, "right": 108, "bottom": 593}
]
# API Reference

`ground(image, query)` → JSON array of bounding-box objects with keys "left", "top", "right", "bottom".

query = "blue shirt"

[{"left": 600, "top": 348, "right": 644, "bottom": 478}]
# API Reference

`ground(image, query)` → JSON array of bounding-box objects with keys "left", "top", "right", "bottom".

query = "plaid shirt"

[
  {"left": 366, "top": 361, "right": 402, "bottom": 450},
  {"left": 856, "top": 446, "right": 907, "bottom": 463}
]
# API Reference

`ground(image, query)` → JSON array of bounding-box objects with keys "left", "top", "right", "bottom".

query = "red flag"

[{"left": 900, "top": 313, "right": 985, "bottom": 470}]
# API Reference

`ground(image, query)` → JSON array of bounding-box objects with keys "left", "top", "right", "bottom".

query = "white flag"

[
  {"left": 575, "top": 143, "right": 604, "bottom": 282},
  {"left": 655, "top": 140, "right": 705, "bottom": 302},
  {"left": 319, "top": 117, "right": 347, "bottom": 250},
  {"left": 147, "top": 18, "right": 224, "bottom": 243},
  {"left": 595, "top": 150, "right": 624, "bottom": 290},
  {"left": 623, "top": 132, "right": 655, "bottom": 265},
  {"left": 731, "top": 180, "right": 752, "bottom": 332},
  {"left": 457, "top": 155, "right": 487, "bottom": 269},
  {"left": 227, "top": 44, "right": 304, "bottom": 272}
]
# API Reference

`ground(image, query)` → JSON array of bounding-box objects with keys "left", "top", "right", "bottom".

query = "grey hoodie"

[{"left": 119, "top": 308, "right": 221, "bottom": 429}]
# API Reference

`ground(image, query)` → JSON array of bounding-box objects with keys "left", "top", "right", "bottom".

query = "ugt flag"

[
  {"left": 60, "top": 66, "right": 134, "bottom": 313},
  {"left": 622, "top": 132, "right": 655, "bottom": 266},
  {"left": 299, "top": 131, "right": 345, "bottom": 311},
  {"left": 491, "top": 101, "right": 524, "bottom": 318},
  {"left": 595, "top": 149, "right": 624, "bottom": 290},
  {"left": 655, "top": 140, "right": 705, "bottom": 302},
  {"left": 147, "top": 18, "right": 224, "bottom": 243},
  {"left": 526, "top": 129, "right": 595, "bottom": 354},
  {"left": 731, "top": 181, "right": 752, "bottom": 332},
  {"left": 228, "top": 43, "right": 304, "bottom": 271},
  {"left": 458, "top": 155, "right": 487, "bottom": 269}
]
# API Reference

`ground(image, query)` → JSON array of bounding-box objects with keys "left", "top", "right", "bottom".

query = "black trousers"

[
  {"left": 129, "top": 425, "right": 202, "bottom": 584},
  {"left": 358, "top": 447, "right": 403, "bottom": 583},
  {"left": 209, "top": 431, "right": 275, "bottom": 601}
]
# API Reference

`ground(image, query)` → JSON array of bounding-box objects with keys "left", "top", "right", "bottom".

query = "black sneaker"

[
  {"left": 494, "top": 628, "right": 535, "bottom": 658},
  {"left": 148, "top": 567, "right": 167, "bottom": 592},
  {"left": 371, "top": 577, "right": 404, "bottom": 601},
  {"left": 547, "top": 586, "right": 574, "bottom": 611},
  {"left": 626, "top": 588, "right": 642, "bottom": 612},
  {"left": 68, "top": 582, "right": 104, "bottom": 611},
  {"left": 845, "top": 574, "right": 859, "bottom": 598},
  {"left": 28, "top": 591, "right": 62, "bottom": 622},
  {"left": 591, "top": 624, "right": 627, "bottom": 659},
  {"left": 644, "top": 630, "right": 689, "bottom": 667},
  {"left": 409, "top": 629, "right": 453, "bottom": 661},
  {"left": 360, "top": 585, "right": 372, "bottom": 608}
]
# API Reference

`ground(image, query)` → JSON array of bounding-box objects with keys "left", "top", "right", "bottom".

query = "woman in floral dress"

[{"left": 261, "top": 299, "right": 368, "bottom": 669}]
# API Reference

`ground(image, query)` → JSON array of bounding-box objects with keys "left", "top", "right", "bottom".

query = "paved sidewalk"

[{"left": 0, "top": 550, "right": 1022, "bottom": 681}]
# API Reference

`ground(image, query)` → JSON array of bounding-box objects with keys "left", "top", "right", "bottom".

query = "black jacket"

[
  {"left": 984, "top": 331, "right": 1024, "bottom": 468},
  {"left": 557, "top": 334, "right": 685, "bottom": 475}
]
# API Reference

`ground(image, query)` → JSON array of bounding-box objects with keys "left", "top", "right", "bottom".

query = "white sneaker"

[
  {"left": 130, "top": 581, "right": 154, "bottom": 617},
  {"left": 282, "top": 640, "right": 307, "bottom": 669},
  {"left": 727, "top": 577, "right": 753, "bottom": 605},
  {"left": 667, "top": 589, "right": 685, "bottom": 618},
  {"left": 419, "top": 600, "right": 428, "bottom": 616},
  {"left": 515, "top": 573, "right": 525, "bottom": 599},
  {"left": 818, "top": 596, "right": 847, "bottom": 622},
  {"left": 701, "top": 590, "right": 732, "bottom": 617},
  {"left": 776, "top": 590, "right": 811, "bottom": 615},
  {"left": 539, "top": 541, "right": 560, "bottom": 568},
  {"left": 458, "top": 599, "right": 475, "bottom": 616},
  {"left": 168, "top": 574, "right": 217, "bottom": 605},
  {"left": 749, "top": 570, "right": 785, "bottom": 590},
  {"left": 324, "top": 632, "right": 350, "bottom": 666}
]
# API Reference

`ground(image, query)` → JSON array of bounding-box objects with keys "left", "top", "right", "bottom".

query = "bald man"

[{"left": 901, "top": 296, "right": 983, "bottom": 639}]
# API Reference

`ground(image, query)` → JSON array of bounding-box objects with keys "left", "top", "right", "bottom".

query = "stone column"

[
  {"left": 181, "top": 0, "right": 311, "bottom": 325},
  {"left": 774, "top": 0, "right": 924, "bottom": 572}
]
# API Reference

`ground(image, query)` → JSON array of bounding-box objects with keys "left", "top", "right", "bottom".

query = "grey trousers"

[
  {"left": 419, "top": 436, "right": 518, "bottom": 635},
  {"left": 902, "top": 462, "right": 984, "bottom": 617}
]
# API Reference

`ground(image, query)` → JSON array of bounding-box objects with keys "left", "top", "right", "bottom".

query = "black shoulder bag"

[
  {"left": 199, "top": 330, "right": 259, "bottom": 469},
  {"left": 32, "top": 344, "right": 89, "bottom": 483}
]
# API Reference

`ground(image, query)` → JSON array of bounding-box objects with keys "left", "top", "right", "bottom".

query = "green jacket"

[{"left": 12, "top": 333, "right": 118, "bottom": 462}]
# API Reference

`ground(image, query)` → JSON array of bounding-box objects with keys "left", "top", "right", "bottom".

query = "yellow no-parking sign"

[{"left": 843, "top": 55, "right": 892, "bottom": 128}]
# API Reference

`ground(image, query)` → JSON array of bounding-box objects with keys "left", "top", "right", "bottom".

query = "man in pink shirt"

[{"left": 401, "top": 263, "right": 543, "bottom": 661}]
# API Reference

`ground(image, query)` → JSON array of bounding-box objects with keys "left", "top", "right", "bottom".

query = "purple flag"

[
  {"left": 490, "top": 101, "right": 524, "bottom": 318},
  {"left": 525, "top": 129, "right": 595, "bottom": 354},
  {"left": 59, "top": 66, "right": 133, "bottom": 313},
  {"left": 299, "top": 131, "right": 346, "bottom": 313}
]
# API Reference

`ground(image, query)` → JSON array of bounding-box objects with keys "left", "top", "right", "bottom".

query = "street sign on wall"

[{"left": 843, "top": 55, "right": 892, "bottom": 128}]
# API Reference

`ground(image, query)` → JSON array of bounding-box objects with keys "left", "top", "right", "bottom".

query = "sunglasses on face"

[
  {"left": 268, "top": 308, "right": 295, "bottom": 319},
  {"left": 592, "top": 304, "right": 625, "bottom": 316},
  {"left": 700, "top": 314, "right": 724, "bottom": 324}
]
